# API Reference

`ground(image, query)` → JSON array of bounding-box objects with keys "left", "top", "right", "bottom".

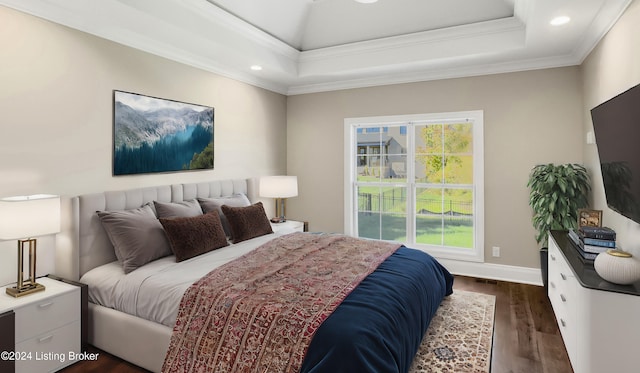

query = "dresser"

[
  {"left": 548, "top": 231, "right": 640, "bottom": 373},
  {"left": 0, "top": 276, "right": 87, "bottom": 373}
]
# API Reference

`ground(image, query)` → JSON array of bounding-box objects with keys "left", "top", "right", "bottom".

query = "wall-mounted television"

[{"left": 591, "top": 82, "right": 640, "bottom": 224}]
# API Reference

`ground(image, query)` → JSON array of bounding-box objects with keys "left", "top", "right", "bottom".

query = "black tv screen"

[{"left": 591, "top": 82, "right": 640, "bottom": 224}]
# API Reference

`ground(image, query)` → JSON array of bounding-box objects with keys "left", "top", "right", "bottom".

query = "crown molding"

[
  {"left": 0, "top": 0, "right": 294, "bottom": 94},
  {"left": 180, "top": 0, "right": 299, "bottom": 61},
  {"left": 297, "top": 17, "right": 525, "bottom": 77},
  {"left": 572, "top": 0, "right": 633, "bottom": 64},
  {"left": 0, "top": 0, "right": 633, "bottom": 96},
  {"left": 300, "top": 17, "right": 524, "bottom": 61},
  {"left": 287, "top": 53, "right": 580, "bottom": 95}
]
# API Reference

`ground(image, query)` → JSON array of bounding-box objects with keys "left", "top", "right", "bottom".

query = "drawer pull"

[
  {"left": 550, "top": 281, "right": 556, "bottom": 289},
  {"left": 560, "top": 319, "right": 566, "bottom": 327},
  {"left": 38, "top": 302, "right": 54, "bottom": 309},
  {"left": 38, "top": 335, "right": 54, "bottom": 343},
  {"left": 560, "top": 273, "right": 567, "bottom": 281},
  {"left": 560, "top": 294, "right": 567, "bottom": 302},
  {"left": 550, "top": 254, "right": 556, "bottom": 261}
]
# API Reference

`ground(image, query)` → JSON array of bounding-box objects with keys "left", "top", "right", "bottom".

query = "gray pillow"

[
  {"left": 154, "top": 199, "right": 203, "bottom": 219},
  {"left": 97, "top": 204, "right": 172, "bottom": 274},
  {"left": 197, "top": 194, "right": 251, "bottom": 237}
]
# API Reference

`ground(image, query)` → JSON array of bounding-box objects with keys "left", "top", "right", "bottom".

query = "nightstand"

[
  {"left": 0, "top": 276, "right": 87, "bottom": 373},
  {"left": 271, "top": 219, "right": 306, "bottom": 234}
]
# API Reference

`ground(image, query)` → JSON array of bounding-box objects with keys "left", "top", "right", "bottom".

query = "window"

[{"left": 344, "top": 111, "right": 484, "bottom": 262}]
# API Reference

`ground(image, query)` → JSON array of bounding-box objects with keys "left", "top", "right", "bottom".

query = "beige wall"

[
  {"left": 581, "top": 0, "right": 640, "bottom": 256},
  {"left": 0, "top": 6, "right": 287, "bottom": 282},
  {"left": 4, "top": 0, "right": 638, "bottom": 278},
  {"left": 287, "top": 67, "right": 584, "bottom": 269}
]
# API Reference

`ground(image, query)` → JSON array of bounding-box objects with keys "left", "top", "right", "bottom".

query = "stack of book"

[{"left": 567, "top": 227, "right": 616, "bottom": 261}]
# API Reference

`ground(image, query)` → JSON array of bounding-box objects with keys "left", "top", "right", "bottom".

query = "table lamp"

[
  {"left": 259, "top": 176, "right": 298, "bottom": 223},
  {"left": 0, "top": 194, "right": 60, "bottom": 297}
]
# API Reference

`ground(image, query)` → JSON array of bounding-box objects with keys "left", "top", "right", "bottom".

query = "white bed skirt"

[{"left": 89, "top": 303, "right": 171, "bottom": 372}]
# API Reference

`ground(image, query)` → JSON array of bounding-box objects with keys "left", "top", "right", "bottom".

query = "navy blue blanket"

[{"left": 300, "top": 246, "right": 454, "bottom": 373}]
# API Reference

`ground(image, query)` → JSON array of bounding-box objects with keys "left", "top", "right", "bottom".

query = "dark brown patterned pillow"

[
  {"left": 220, "top": 202, "right": 273, "bottom": 243},
  {"left": 159, "top": 211, "right": 229, "bottom": 262},
  {"left": 197, "top": 194, "right": 251, "bottom": 237}
]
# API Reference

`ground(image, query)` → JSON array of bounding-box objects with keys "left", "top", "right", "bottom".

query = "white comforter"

[{"left": 80, "top": 232, "right": 288, "bottom": 327}]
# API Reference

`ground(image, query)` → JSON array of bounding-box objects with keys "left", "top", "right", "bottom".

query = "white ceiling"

[
  {"left": 209, "top": 0, "right": 515, "bottom": 51},
  {"left": 0, "top": 0, "right": 632, "bottom": 95}
]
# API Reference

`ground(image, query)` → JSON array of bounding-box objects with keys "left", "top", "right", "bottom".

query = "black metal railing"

[{"left": 358, "top": 191, "right": 472, "bottom": 219}]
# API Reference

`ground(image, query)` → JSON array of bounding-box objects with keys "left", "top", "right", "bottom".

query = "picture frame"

[
  {"left": 113, "top": 90, "right": 214, "bottom": 176},
  {"left": 578, "top": 209, "right": 603, "bottom": 228}
]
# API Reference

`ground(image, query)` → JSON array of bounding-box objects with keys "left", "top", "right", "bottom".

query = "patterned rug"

[{"left": 409, "top": 290, "right": 496, "bottom": 373}]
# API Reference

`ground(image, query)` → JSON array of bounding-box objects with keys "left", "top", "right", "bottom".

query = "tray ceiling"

[
  {"left": 0, "top": 0, "right": 632, "bottom": 95},
  {"left": 208, "top": 0, "right": 514, "bottom": 51}
]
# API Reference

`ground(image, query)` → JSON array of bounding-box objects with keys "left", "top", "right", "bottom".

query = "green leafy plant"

[{"left": 527, "top": 163, "right": 590, "bottom": 246}]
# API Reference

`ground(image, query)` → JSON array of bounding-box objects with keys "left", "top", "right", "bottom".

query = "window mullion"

[
  {"left": 352, "top": 124, "right": 359, "bottom": 236},
  {"left": 407, "top": 122, "right": 416, "bottom": 247}
]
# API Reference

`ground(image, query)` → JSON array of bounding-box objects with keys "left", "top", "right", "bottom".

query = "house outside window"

[{"left": 344, "top": 111, "right": 484, "bottom": 262}]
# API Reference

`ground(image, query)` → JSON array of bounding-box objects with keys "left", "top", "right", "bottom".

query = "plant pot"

[{"left": 540, "top": 247, "right": 548, "bottom": 291}]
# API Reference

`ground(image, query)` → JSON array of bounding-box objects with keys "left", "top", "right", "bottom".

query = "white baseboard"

[{"left": 437, "top": 258, "right": 544, "bottom": 286}]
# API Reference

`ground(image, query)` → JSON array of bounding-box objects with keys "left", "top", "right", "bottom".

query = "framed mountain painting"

[{"left": 113, "top": 90, "right": 214, "bottom": 175}]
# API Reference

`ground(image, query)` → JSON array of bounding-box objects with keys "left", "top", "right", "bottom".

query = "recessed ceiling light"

[
  {"left": 355, "top": 0, "right": 378, "bottom": 3},
  {"left": 250, "top": 65, "right": 263, "bottom": 71},
  {"left": 550, "top": 16, "right": 571, "bottom": 26}
]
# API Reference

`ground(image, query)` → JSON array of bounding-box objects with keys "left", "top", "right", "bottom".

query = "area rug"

[{"left": 409, "top": 290, "right": 496, "bottom": 373}]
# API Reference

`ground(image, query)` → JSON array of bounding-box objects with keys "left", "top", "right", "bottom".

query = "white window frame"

[{"left": 344, "top": 111, "right": 484, "bottom": 262}]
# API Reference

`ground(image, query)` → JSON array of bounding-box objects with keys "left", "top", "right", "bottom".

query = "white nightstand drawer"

[
  {"left": 14, "top": 290, "right": 80, "bottom": 343},
  {"left": 15, "top": 320, "right": 81, "bottom": 373},
  {"left": 271, "top": 220, "right": 305, "bottom": 234}
]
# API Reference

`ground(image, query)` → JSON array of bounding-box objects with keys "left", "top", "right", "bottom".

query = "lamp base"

[{"left": 6, "top": 282, "right": 45, "bottom": 298}]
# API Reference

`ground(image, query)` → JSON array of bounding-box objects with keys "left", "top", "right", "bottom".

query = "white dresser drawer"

[
  {"left": 14, "top": 290, "right": 80, "bottom": 343},
  {"left": 547, "top": 276, "right": 561, "bottom": 312},
  {"left": 555, "top": 302, "right": 576, "bottom": 363},
  {"left": 548, "top": 236, "right": 578, "bottom": 366},
  {"left": 15, "top": 320, "right": 81, "bottom": 373},
  {"left": 548, "top": 243, "right": 572, "bottom": 311},
  {"left": 548, "top": 243, "right": 571, "bottom": 278},
  {"left": 550, "top": 265, "right": 576, "bottom": 308}
]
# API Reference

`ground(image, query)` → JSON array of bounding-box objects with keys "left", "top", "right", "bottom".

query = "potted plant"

[{"left": 527, "top": 163, "right": 590, "bottom": 289}]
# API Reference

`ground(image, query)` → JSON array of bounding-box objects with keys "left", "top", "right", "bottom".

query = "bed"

[{"left": 72, "top": 179, "right": 453, "bottom": 372}]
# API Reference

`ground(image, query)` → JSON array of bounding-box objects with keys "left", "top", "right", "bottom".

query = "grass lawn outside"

[
  {"left": 356, "top": 180, "right": 474, "bottom": 249},
  {"left": 358, "top": 213, "right": 473, "bottom": 248}
]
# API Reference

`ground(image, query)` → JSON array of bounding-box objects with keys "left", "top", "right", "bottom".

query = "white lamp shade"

[
  {"left": 260, "top": 176, "right": 298, "bottom": 198},
  {"left": 0, "top": 194, "right": 61, "bottom": 240}
]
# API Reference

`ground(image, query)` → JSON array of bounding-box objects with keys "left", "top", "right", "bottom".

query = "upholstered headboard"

[{"left": 71, "top": 179, "right": 250, "bottom": 279}]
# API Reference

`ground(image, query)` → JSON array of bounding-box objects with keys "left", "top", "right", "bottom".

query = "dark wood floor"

[
  {"left": 60, "top": 276, "right": 573, "bottom": 373},
  {"left": 454, "top": 276, "right": 572, "bottom": 373}
]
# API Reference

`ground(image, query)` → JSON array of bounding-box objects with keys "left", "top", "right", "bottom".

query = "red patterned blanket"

[{"left": 162, "top": 232, "right": 400, "bottom": 373}]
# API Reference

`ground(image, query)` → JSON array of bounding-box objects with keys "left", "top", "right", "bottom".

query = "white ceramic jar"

[{"left": 594, "top": 249, "right": 640, "bottom": 285}]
